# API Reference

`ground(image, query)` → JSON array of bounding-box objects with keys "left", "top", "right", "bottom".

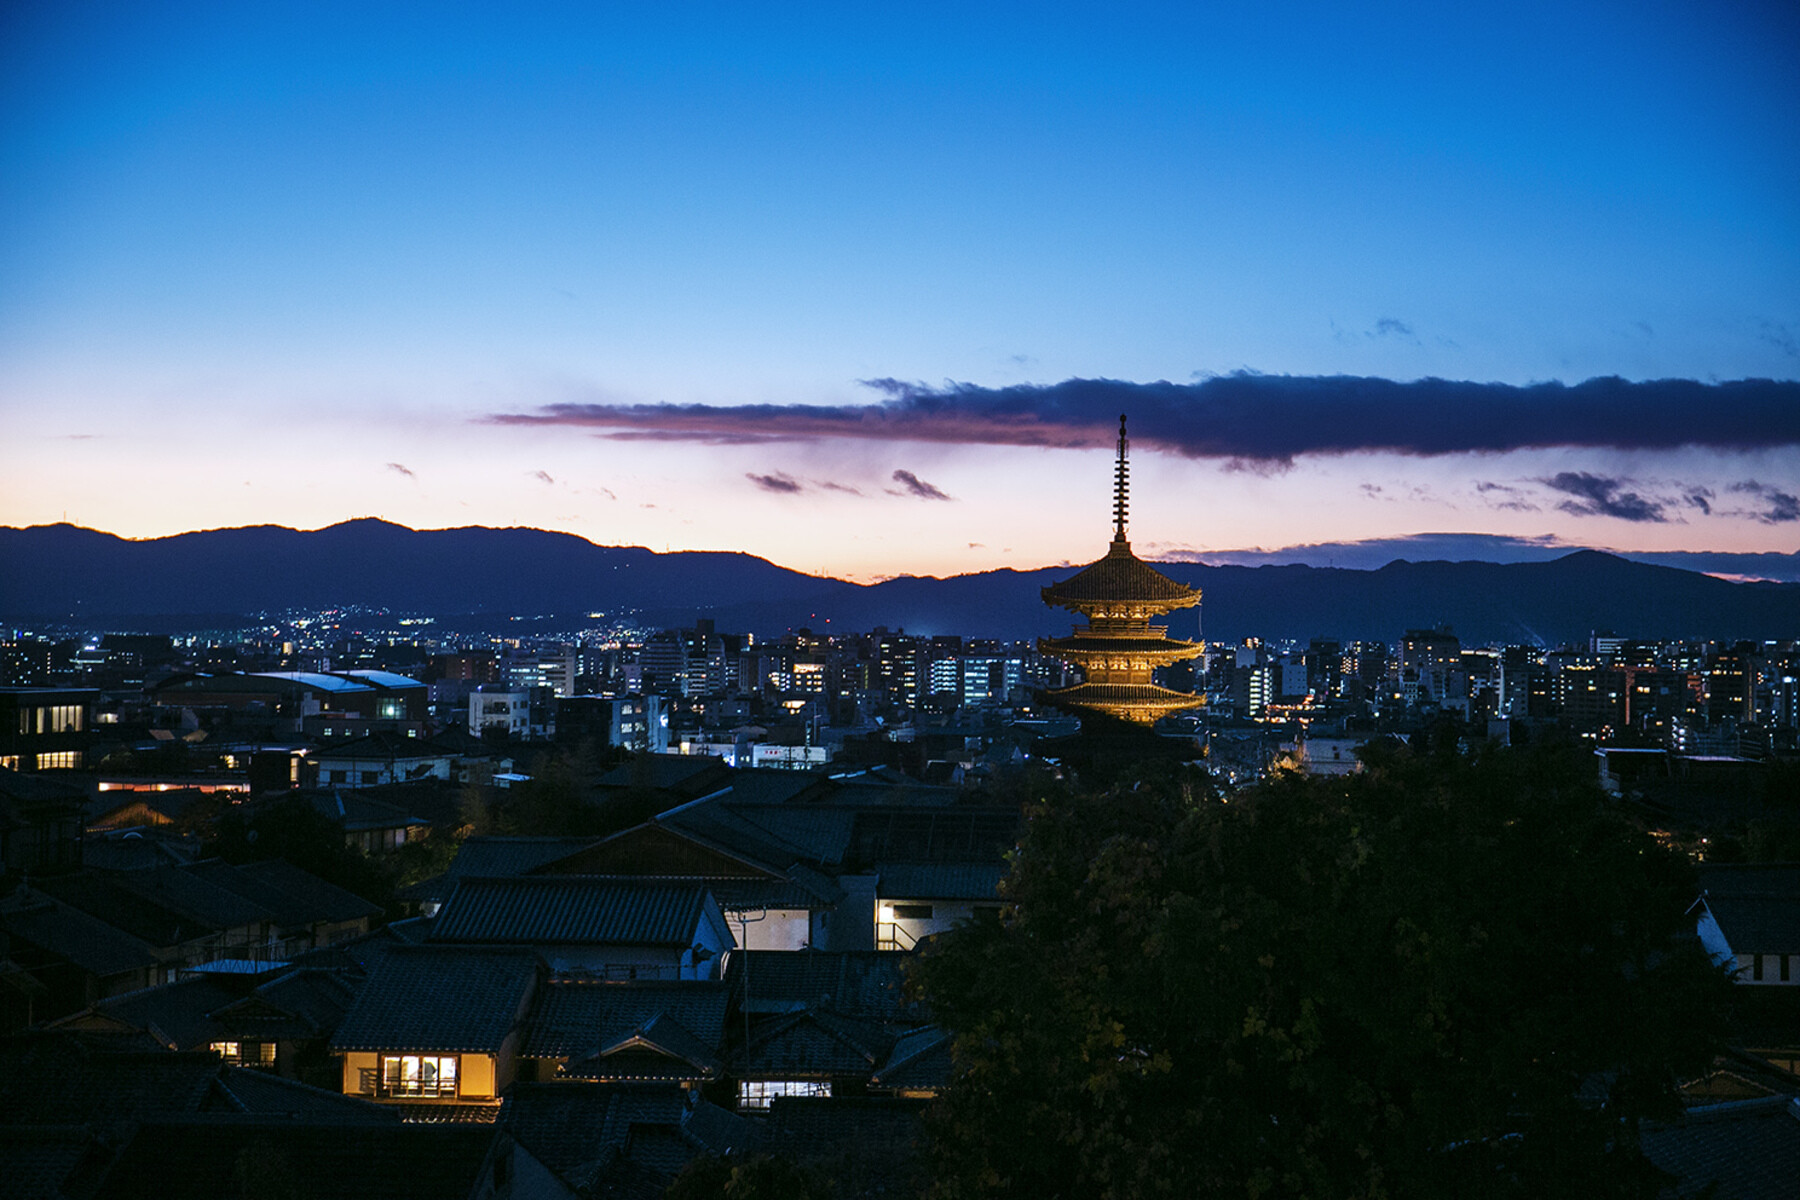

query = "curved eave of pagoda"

[
  {"left": 1040, "top": 591, "right": 1201, "bottom": 620},
  {"left": 1039, "top": 538, "right": 1201, "bottom": 616},
  {"left": 1037, "top": 636, "right": 1202, "bottom": 666},
  {"left": 1044, "top": 682, "right": 1206, "bottom": 717}
]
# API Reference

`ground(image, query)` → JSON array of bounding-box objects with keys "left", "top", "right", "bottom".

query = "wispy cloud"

[
  {"left": 1474, "top": 480, "right": 1539, "bottom": 513},
  {"left": 386, "top": 462, "right": 416, "bottom": 479},
  {"left": 888, "top": 469, "right": 952, "bottom": 501},
  {"left": 1760, "top": 321, "right": 1799, "bottom": 360},
  {"left": 1542, "top": 472, "right": 1666, "bottom": 522},
  {"left": 531, "top": 469, "right": 555, "bottom": 485},
  {"left": 1730, "top": 480, "right": 1800, "bottom": 524},
  {"left": 484, "top": 373, "right": 1800, "bottom": 465},
  {"left": 1369, "top": 317, "right": 1419, "bottom": 343},
  {"left": 746, "top": 471, "right": 804, "bottom": 494}
]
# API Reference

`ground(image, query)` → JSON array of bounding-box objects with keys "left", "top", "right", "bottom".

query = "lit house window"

[
  {"left": 737, "top": 1079, "right": 830, "bottom": 1111},
  {"left": 35, "top": 751, "right": 80, "bottom": 770},
  {"left": 382, "top": 1054, "right": 458, "bottom": 1097},
  {"left": 211, "top": 1041, "right": 276, "bottom": 1068}
]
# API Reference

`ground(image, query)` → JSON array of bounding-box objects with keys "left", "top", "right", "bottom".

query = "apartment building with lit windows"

[{"left": 0, "top": 686, "right": 97, "bottom": 772}]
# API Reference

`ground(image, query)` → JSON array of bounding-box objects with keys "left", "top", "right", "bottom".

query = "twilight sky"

[{"left": 3, "top": 2, "right": 1798, "bottom": 582}]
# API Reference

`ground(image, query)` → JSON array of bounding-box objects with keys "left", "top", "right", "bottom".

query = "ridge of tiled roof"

[
  {"left": 0, "top": 886, "right": 160, "bottom": 978},
  {"left": 593, "top": 1011, "right": 721, "bottom": 1073},
  {"left": 331, "top": 944, "right": 540, "bottom": 1054},
  {"left": 725, "top": 950, "right": 921, "bottom": 1021},
  {"left": 428, "top": 877, "right": 717, "bottom": 948},
  {"left": 522, "top": 978, "right": 729, "bottom": 1059},
  {"left": 237, "top": 858, "right": 382, "bottom": 923},
  {"left": 872, "top": 1025, "right": 951, "bottom": 1091},
  {"left": 877, "top": 861, "right": 1005, "bottom": 902}
]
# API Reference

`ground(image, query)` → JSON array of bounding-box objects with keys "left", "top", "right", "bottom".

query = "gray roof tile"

[
  {"left": 428, "top": 877, "right": 720, "bottom": 948},
  {"left": 522, "top": 978, "right": 727, "bottom": 1059},
  {"left": 331, "top": 945, "right": 539, "bottom": 1053}
]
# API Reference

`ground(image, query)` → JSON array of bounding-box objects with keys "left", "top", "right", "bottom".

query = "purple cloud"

[
  {"left": 747, "top": 471, "right": 804, "bottom": 494},
  {"left": 889, "top": 469, "right": 952, "bottom": 501},
  {"left": 483, "top": 374, "right": 1800, "bottom": 465},
  {"left": 386, "top": 462, "right": 416, "bottom": 479},
  {"left": 1542, "top": 472, "right": 1666, "bottom": 522},
  {"left": 1730, "top": 480, "right": 1800, "bottom": 524}
]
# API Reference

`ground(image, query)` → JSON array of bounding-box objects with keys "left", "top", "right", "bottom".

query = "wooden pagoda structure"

[{"left": 1038, "top": 415, "right": 1205, "bottom": 724}]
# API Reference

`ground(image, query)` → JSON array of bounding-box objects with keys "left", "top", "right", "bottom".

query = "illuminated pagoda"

[{"left": 1038, "top": 415, "right": 1204, "bottom": 724}]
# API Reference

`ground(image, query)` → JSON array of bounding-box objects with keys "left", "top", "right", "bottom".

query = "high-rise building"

[{"left": 1038, "top": 416, "right": 1204, "bottom": 724}]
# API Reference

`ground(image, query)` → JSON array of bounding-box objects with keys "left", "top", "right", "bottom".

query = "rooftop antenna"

[{"left": 1112, "top": 413, "right": 1129, "bottom": 542}]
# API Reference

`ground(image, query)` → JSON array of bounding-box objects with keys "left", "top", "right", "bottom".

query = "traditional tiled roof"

[
  {"left": 212, "top": 967, "right": 361, "bottom": 1040},
  {"left": 331, "top": 945, "right": 540, "bottom": 1054},
  {"left": 276, "top": 788, "right": 432, "bottom": 834},
  {"left": 0, "top": 1126, "right": 110, "bottom": 1200},
  {"left": 725, "top": 950, "right": 921, "bottom": 1020},
  {"left": 500, "top": 1081, "right": 691, "bottom": 1196},
  {"left": 871, "top": 1026, "right": 951, "bottom": 1091},
  {"left": 447, "top": 835, "right": 600, "bottom": 882},
  {"left": 113, "top": 864, "right": 274, "bottom": 932},
  {"left": 34, "top": 870, "right": 213, "bottom": 948},
  {"left": 0, "top": 887, "right": 158, "bottom": 978},
  {"left": 654, "top": 802, "right": 824, "bottom": 873},
  {"left": 1642, "top": 1096, "right": 1800, "bottom": 1199},
  {"left": 877, "top": 861, "right": 1004, "bottom": 902},
  {"left": 236, "top": 858, "right": 382, "bottom": 924},
  {"left": 181, "top": 858, "right": 379, "bottom": 929},
  {"left": 847, "top": 807, "right": 1019, "bottom": 869},
  {"left": 208, "top": 1068, "right": 399, "bottom": 1121},
  {"left": 705, "top": 874, "right": 843, "bottom": 912},
  {"left": 1701, "top": 896, "right": 1800, "bottom": 955},
  {"left": 560, "top": 1011, "right": 723, "bottom": 1082},
  {"left": 731, "top": 1010, "right": 898, "bottom": 1077},
  {"left": 67, "top": 974, "right": 241, "bottom": 1049},
  {"left": 522, "top": 978, "right": 729, "bottom": 1059},
  {"left": 0, "top": 1037, "right": 225, "bottom": 1124},
  {"left": 593, "top": 754, "right": 733, "bottom": 798},
  {"left": 0, "top": 764, "right": 87, "bottom": 811},
  {"left": 429, "top": 877, "right": 722, "bottom": 948},
  {"left": 1040, "top": 538, "right": 1199, "bottom": 611},
  {"left": 680, "top": 1097, "right": 768, "bottom": 1158}
]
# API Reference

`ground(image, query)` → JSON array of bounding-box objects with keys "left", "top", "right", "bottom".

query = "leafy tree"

[
  {"left": 207, "top": 795, "right": 389, "bottom": 904},
  {"left": 912, "top": 742, "right": 1729, "bottom": 1199},
  {"left": 664, "top": 1152, "right": 832, "bottom": 1200}
]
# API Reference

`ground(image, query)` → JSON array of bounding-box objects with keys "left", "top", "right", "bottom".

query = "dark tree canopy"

[{"left": 911, "top": 743, "right": 1729, "bottom": 1199}]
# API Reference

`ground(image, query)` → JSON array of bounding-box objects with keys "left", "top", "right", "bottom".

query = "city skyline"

[{"left": 4, "top": 3, "right": 1798, "bottom": 582}]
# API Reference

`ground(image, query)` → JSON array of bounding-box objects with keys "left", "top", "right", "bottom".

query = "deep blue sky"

[{"left": 3, "top": 2, "right": 1797, "bottom": 579}]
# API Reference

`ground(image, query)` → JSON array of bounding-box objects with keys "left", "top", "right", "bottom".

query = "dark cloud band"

[{"left": 485, "top": 373, "right": 1800, "bottom": 463}]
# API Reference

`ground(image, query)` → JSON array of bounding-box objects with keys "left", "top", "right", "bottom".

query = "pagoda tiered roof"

[
  {"left": 1041, "top": 537, "right": 1199, "bottom": 615},
  {"left": 1037, "top": 415, "right": 1204, "bottom": 725}
]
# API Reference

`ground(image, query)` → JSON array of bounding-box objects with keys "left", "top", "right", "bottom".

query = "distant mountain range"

[{"left": 2, "top": 520, "right": 1796, "bottom": 647}]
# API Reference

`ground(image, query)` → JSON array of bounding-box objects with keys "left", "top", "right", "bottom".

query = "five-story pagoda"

[{"left": 1039, "top": 415, "right": 1205, "bottom": 724}]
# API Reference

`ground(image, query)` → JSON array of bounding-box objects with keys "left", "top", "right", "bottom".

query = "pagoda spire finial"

[{"left": 1112, "top": 413, "right": 1129, "bottom": 541}]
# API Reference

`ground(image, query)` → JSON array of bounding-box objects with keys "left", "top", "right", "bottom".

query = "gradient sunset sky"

[{"left": 3, "top": 2, "right": 1797, "bottom": 582}]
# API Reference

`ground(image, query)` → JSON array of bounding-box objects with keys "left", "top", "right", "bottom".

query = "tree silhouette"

[{"left": 913, "top": 742, "right": 1729, "bottom": 1199}]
